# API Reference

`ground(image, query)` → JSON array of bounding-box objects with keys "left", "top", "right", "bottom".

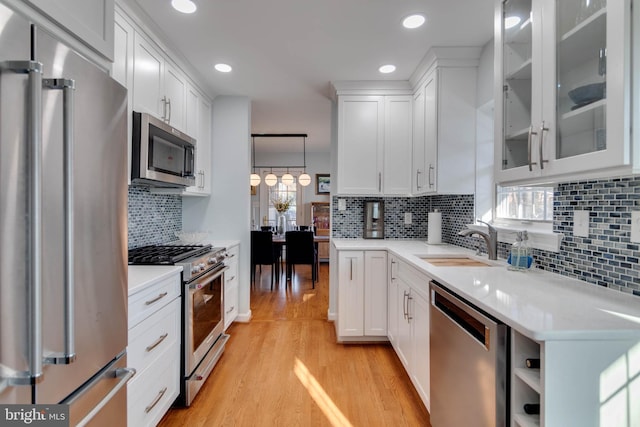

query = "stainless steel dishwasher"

[{"left": 429, "top": 281, "right": 508, "bottom": 427}]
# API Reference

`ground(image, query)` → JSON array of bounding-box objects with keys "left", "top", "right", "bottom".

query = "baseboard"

[{"left": 235, "top": 310, "right": 252, "bottom": 323}]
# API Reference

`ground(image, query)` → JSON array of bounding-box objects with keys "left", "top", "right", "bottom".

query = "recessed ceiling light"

[
  {"left": 402, "top": 14, "right": 426, "bottom": 29},
  {"left": 379, "top": 64, "right": 396, "bottom": 74},
  {"left": 171, "top": 0, "right": 197, "bottom": 14},
  {"left": 214, "top": 63, "right": 232, "bottom": 73},
  {"left": 504, "top": 16, "right": 521, "bottom": 29}
]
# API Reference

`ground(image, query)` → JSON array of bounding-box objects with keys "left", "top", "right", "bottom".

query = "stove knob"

[
  {"left": 191, "top": 266, "right": 200, "bottom": 274},
  {"left": 208, "top": 257, "right": 217, "bottom": 264},
  {"left": 199, "top": 263, "right": 206, "bottom": 271}
]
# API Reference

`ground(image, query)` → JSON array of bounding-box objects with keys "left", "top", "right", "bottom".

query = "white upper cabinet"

[
  {"left": 337, "top": 96, "right": 384, "bottom": 195},
  {"left": 24, "top": 0, "right": 114, "bottom": 60},
  {"left": 383, "top": 96, "right": 413, "bottom": 195},
  {"left": 132, "top": 33, "right": 164, "bottom": 119},
  {"left": 163, "top": 62, "right": 187, "bottom": 132},
  {"left": 495, "top": 0, "right": 632, "bottom": 184},
  {"left": 112, "top": 10, "right": 134, "bottom": 184},
  {"left": 183, "top": 90, "right": 212, "bottom": 196},
  {"left": 334, "top": 85, "right": 413, "bottom": 196},
  {"left": 132, "top": 33, "right": 188, "bottom": 133},
  {"left": 411, "top": 49, "right": 478, "bottom": 195}
]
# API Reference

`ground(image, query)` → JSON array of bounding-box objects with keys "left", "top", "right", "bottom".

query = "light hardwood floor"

[{"left": 158, "top": 263, "right": 431, "bottom": 427}]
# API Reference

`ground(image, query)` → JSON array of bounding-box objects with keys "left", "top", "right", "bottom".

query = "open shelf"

[
  {"left": 558, "top": 8, "right": 606, "bottom": 68},
  {"left": 560, "top": 98, "right": 605, "bottom": 137},
  {"left": 514, "top": 368, "right": 541, "bottom": 393},
  {"left": 506, "top": 59, "right": 532, "bottom": 80},
  {"left": 506, "top": 17, "right": 532, "bottom": 44},
  {"left": 506, "top": 127, "right": 530, "bottom": 141}
]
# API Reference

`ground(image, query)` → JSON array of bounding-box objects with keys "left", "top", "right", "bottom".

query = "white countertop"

[
  {"left": 207, "top": 239, "right": 240, "bottom": 249},
  {"left": 333, "top": 238, "right": 640, "bottom": 342},
  {"left": 128, "top": 265, "right": 183, "bottom": 296}
]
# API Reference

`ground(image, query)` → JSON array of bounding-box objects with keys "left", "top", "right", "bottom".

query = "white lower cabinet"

[
  {"left": 511, "top": 329, "right": 639, "bottom": 427},
  {"left": 388, "top": 255, "right": 431, "bottom": 411},
  {"left": 127, "top": 272, "right": 181, "bottom": 427},
  {"left": 336, "top": 250, "right": 387, "bottom": 340},
  {"left": 224, "top": 244, "right": 240, "bottom": 330}
]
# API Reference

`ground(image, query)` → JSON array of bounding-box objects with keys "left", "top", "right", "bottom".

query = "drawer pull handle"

[
  {"left": 227, "top": 276, "right": 236, "bottom": 282},
  {"left": 145, "top": 292, "right": 168, "bottom": 306},
  {"left": 145, "top": 333, "right": 169, "bottom": 352},
  {"left": 226, "top": 306, "right": 235, "bottom": 314},
  {"left": 144, "top": 387, "right": 167, "bottom": 413}
]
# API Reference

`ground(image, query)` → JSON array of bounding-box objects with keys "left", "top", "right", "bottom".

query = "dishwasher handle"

[{"left": 430, "top": 281, "right": 497, "bottom": 351}]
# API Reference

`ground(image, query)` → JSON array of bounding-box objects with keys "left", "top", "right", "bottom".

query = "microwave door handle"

[
  {"left": 0, "top": 60, "right": 45, "bottom": 384},
  {"left": 42, "top": 78, "right": 77, "bottom": 365}
]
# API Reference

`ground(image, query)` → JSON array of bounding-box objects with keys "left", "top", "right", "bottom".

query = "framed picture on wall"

[{"left": 316, "top": 174, "right": 330, "bottom": 194}]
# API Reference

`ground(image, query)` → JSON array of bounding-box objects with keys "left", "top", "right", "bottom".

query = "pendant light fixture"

[
  {"left": 281, "top": 170, "right": 295, "bottom": 186},
  {"left": 265, "top": 169, "right": 278, "bottom": 186},
  {"left": 250, "top": 135, "right": 261, "bottom": 186},
  {"left": 249, "top": 133, "right": 310, "bottom": 186},
  {"left": 298, "top": 134, "right": 311, "bottom": 186}
]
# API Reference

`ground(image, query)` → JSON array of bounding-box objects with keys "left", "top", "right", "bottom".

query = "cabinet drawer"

[
  {"left": 396, "top": 259, "right": 430, "bottom": 297},
  {"left": 128, "top": 274, "right": 180, "bottom": 329},
  {"left": 225, "top": 244, "right": 239, "bottom": 263},
  {"left": 225, "top": 259, "right": 238, "bottom": 287},
  {"left": 128, "top": 298, "right": 180, "bottom": 376},
  {"left": 127, "top": 349, "right": 179, "bottom": 427},
  {"left": 224, "top": 282, "right": 238, "bottom": 330}
]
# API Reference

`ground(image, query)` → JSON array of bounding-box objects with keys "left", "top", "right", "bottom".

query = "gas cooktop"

[{"left": 128, "top": 244, "right": 213, "bottom": 265}]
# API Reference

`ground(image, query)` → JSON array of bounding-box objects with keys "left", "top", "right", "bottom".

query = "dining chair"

[
  {"left": 251, "top": 230, "right": 280, "bottom": 289},
  {"left": 284, "top": 231, "right": 317, "bottom": 288}
]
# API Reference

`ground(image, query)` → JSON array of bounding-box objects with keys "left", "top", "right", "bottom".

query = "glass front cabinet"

[{"left": 494, "top": 0, "right": 632, "bottom": 184}]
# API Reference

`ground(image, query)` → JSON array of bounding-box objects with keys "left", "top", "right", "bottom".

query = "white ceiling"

[{"left": 127, "top": 0, "right": 494, "bottom": 152}]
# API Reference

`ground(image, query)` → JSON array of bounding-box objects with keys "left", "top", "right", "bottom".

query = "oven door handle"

[{"left": 187, "top": 266, "right": 229, "bottom": 292}]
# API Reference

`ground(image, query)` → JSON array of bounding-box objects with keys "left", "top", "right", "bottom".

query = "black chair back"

[
  {"left": 251, "top": 230, "right": 276, "bottom": 264},
  {"left": 285, "top": 231, "right": 314, "bottom": 264}
]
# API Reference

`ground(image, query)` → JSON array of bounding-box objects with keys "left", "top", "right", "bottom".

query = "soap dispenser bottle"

[
  {"left": 508, "top": 231, "right": 525, "bottom": 271},
  {"left": 522, "top": 230, "right": 533, "bottom": 269}
]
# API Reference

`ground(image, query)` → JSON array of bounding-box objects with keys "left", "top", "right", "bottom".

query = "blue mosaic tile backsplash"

[
  {"left": 332, "top": 177, "right": 640, "bottom": 298},
  {"left": 331, "top": 194, "right": 475, "bottom": 243},
  {"left": 128, "top": 186, "right": 182, "bottom": 249},
  {"left": 534, "top": 176, "right": 640, "bottom": 297}
]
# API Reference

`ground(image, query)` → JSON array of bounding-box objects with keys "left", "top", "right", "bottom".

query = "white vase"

[{"left": 277, "top": 212, "right": 287, "bottom": 235}]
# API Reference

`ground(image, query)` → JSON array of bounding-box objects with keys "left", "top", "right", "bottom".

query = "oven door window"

[
  {"left": 148, "top": 125, "right": 194, "bottom": 177},
  {"left": 190, "top": 275, "right": 222, "bottom": 352}
]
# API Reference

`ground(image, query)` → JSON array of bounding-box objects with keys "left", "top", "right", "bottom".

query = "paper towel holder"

[{"left": 363, "top": 200, "right": 384, "bottom": 239}]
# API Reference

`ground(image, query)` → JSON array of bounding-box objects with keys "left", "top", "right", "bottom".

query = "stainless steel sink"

[{"left": 419, "top": 255, "right": 493, "bottom": 267}]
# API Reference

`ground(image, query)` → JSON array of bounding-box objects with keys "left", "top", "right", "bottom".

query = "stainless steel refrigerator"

[{"left": 0, "top": 3, "right": 133, "bottom": 425}]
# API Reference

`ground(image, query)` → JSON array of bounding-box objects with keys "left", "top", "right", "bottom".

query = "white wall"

[
  {"left": 476, "top": 40, "right": 495, "bottom": 108},
  {"left": 183, "top": 96, "right": 252, "bottom": 322},
  {"left": 475, "top": 40, "right": 495, "bottom": 223}
]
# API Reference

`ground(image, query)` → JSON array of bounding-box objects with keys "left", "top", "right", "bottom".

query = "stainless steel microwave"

[{"left": 131, "top": 111, "right": 196, "bottom": 187}]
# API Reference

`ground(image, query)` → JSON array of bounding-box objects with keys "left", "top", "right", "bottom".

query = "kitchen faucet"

[{"left": 458, "top": 220, "right": 498, "bottom": 260}]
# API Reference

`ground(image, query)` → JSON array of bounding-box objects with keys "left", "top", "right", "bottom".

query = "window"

[
  {"left": 257, "top": 168, "right": 304, "bottom": 229},
  {"left": 496, "top": 185, "right": 554, "bottom": 222},
  {"left": 268, "top": 181, "right": 297, "bottom": 228}
]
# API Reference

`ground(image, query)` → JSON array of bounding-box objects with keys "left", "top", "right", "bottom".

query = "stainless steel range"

[{"left": 128, "top": 243, "right": 229, "bottom": 406}]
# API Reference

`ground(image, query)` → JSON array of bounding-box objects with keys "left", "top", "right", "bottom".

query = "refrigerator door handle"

[
  {"left": 0, "top": 60, "right": 44, "bottom": 385},
  {"left": 42, "top": 78, "right": 77, "bottom": 365},
  {"left": 75, "top": 367, "right": 135, "bottom": 427}
]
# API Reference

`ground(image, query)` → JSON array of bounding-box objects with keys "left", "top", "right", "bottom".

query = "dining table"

[{"left": 270, "top": 234, "right": 330, "bottom": 280}]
